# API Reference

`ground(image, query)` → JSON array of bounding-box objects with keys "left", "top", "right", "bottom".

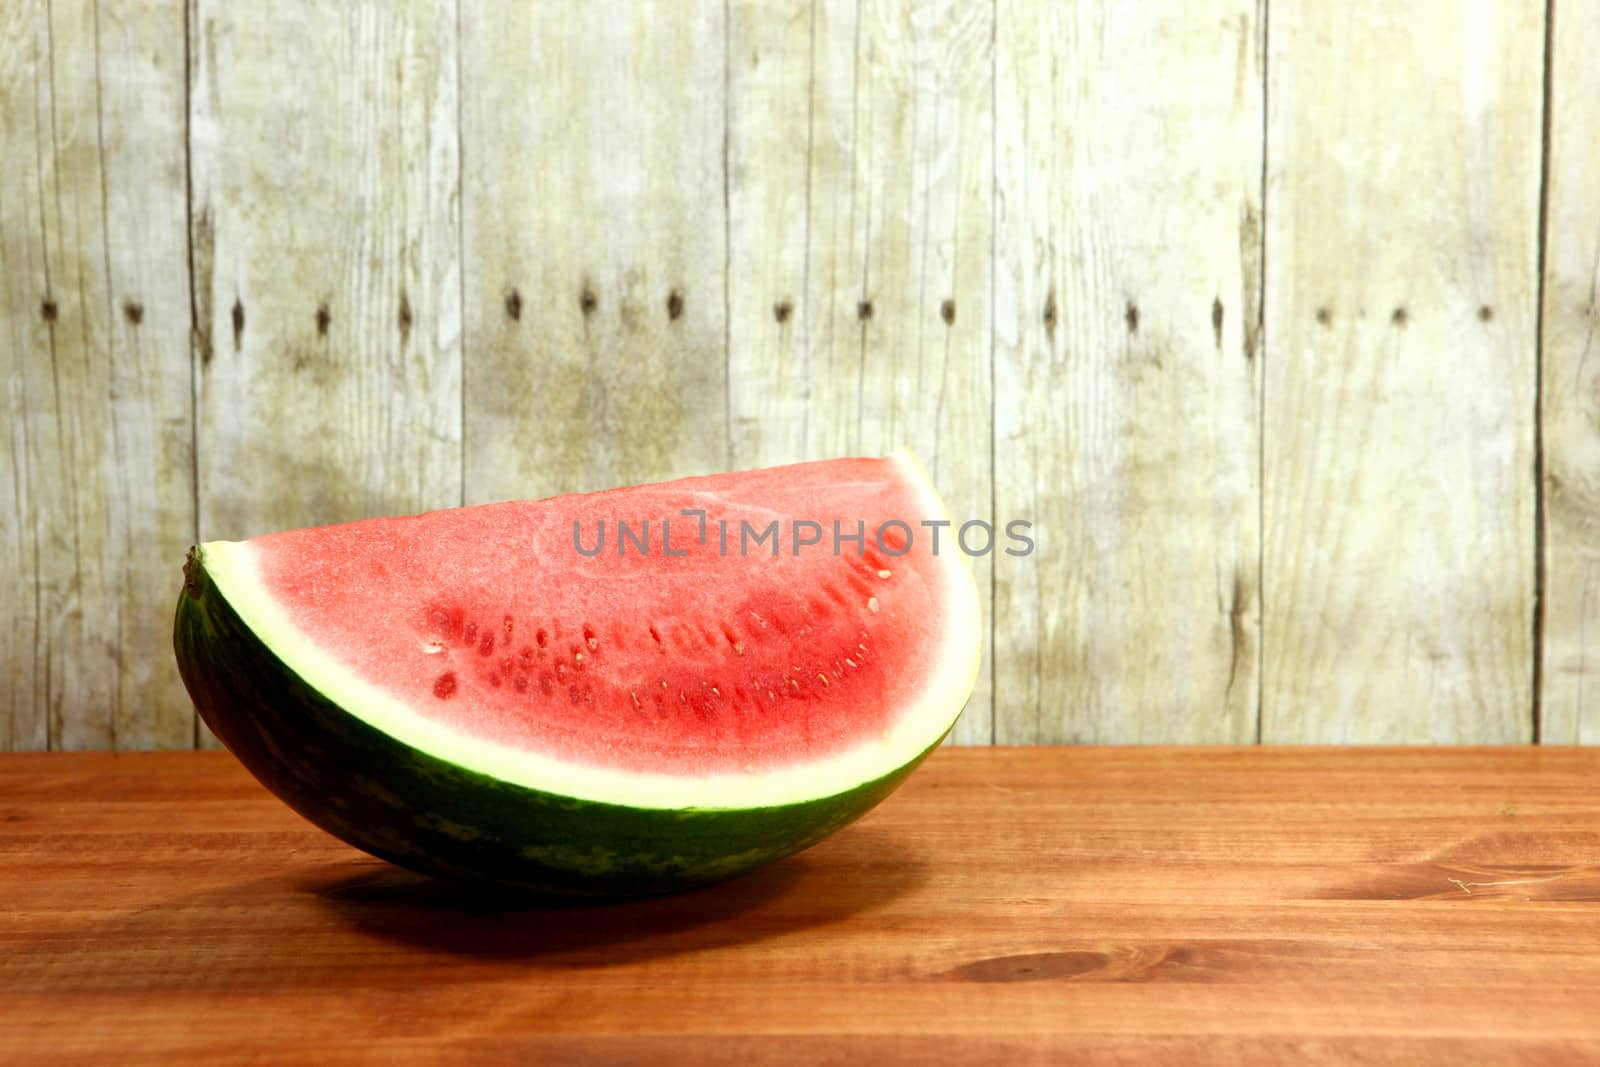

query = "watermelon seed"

[
  {"left": 432, "top": 673, "right": 458, "bottom": 699},
  {"left": 711, "top": 686, "right": 721, "bottom": 697},
  {"left": 867, "top": 597, "right": 880, "bottom": 613},
  {"left": 421, "top": 641, "right": 443, "bottom": 654},
  {"left": 477, "top": 631, "right": 495, "bottom": 656},
  {"left": 877, "top": 569, "right": 892, "bottom": 579},
  {"left": 661, "top": 680, "right": 668, "bottom": 688},
  {"left": 631, "top": 690, "right": 640, "bottom": 707},
  {"left": 574, "top": 651, "right": 584, "bottom": 663},
  {"left": 464, "top": 620, "right": 478, "bottom": 644},
  {"left": 845, "top": 657, "right": 857, "bottom": 668},
  {"left": 503, "top": 615, "right": 514, "bottom": 641},
  {"left": 720, "top": 623, "right": 741, "bottom": 652},
  {"left": 734, "top": 642, "right": 745, "bottom": 655},
  {"left": 583, "top": 623, "right": 598, "bottom": 650},
  {"left": 536, "top": 628, "right": 548, "bottom": 648},
  {"left": 818, "top": 674, "right": 829, "bottom": 687},
  {"left": 649, "top": 624, "right": 664, "bottom": 649}
]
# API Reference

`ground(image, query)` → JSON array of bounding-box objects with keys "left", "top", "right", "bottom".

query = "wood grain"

[
  {"left": 992, "top": 2, "right": 1264, "bottom": 742},
  {"left": 459, "top": 1, "right": 729, "bottom": 503},
  {"left": 726, "top": 0, "right": 995, "bottom": 741},
  {"left": 3, "top": 747, "right": 1599, "bottom": 1064},
  {"left": 0, "top": 0, "right": 194, "bottom": 751},
  {"left": 1261, "top": 3, "right": 1543, "bottom": 742},
  {"left": 188, "top": 0, "right": 462, "bottom": 536},
  {"left": 1540, "top": 0, "right": 1600, "bottom": 743}
]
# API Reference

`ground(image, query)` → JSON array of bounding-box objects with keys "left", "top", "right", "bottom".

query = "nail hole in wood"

[
  {"left": 123, "top": 301, "right": 144, "bottom": 326},
  {"left": 941, "top": 299, "right": 956, "bottom": 325},
  {"left": 505, "top": 288, "right": 523, "bottom": 321},
  {"left": 774, "top": 300, "right": 793, "bottom": 324}
]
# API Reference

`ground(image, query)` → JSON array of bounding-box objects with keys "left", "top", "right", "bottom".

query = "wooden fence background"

[{"left": 3, "top": 1, "right": 1597, "bottom": 750}]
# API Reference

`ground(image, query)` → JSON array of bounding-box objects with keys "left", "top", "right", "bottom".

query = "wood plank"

[
  {"left": 992, "top": 3, "right": 1264, "bottom": 742},
  {"left": 1262, "top": 3, "right": 1542, "bottom": 742},
  {"left": 0, "top": 0, "right": 193, "bottom": 750},
  {"left": 459, "top": 1, "right": 728, "bottom": 503},
  {"left": 189, "top": 1, "right": 462, "bottom": 534},
  {"left": 188, "top": 2, "right": 463, "bottom": 745},
  {"left": 3, "top": 747, "right": 1600, "bottom": 1063},
  {"left": 726, "top": 0, "right": 995, "bottom": 742},
  {"left": 1540, "top": 1, "right": 1600, "bottom": 742}
]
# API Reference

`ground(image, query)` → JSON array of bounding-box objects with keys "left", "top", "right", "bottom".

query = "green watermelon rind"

[{"left": 175, "top": 550, "right": 958, "bottom": 899}]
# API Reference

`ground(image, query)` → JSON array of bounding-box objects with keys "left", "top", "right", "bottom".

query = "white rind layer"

[{"left": 199, "top": 450, "right": 981, "bottom": 810}]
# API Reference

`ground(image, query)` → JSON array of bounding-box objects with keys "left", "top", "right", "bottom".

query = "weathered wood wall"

[{"left": 3, "top": 1, "right": 1594, "bottom": 750}]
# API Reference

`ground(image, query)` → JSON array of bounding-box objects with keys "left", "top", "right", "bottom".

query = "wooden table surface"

[{"left": 3, "top": 747, "right": 1598, "bottom": 1064}]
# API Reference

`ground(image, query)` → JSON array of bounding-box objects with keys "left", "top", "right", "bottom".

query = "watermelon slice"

[{"left": 174, "top": 451, "right": 980, "bottom": 897}]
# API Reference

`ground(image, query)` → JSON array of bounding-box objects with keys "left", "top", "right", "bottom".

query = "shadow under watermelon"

[{"left": 308, "top": 822, "right": 930, "bottom": 965}]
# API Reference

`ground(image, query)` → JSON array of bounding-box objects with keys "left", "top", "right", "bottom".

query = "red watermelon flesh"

[{"left": 216, "top": 453, "right": 979, "bottom": 786}]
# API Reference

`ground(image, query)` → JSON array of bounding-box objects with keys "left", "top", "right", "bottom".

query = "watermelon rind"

[{"left": 173, "top": 451, "right": 980, "bottom": 897}]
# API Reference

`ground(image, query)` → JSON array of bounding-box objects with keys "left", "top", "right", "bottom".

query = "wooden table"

[{"left": 2, "top": 748, "right": 1597, "bottom": 1064}]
